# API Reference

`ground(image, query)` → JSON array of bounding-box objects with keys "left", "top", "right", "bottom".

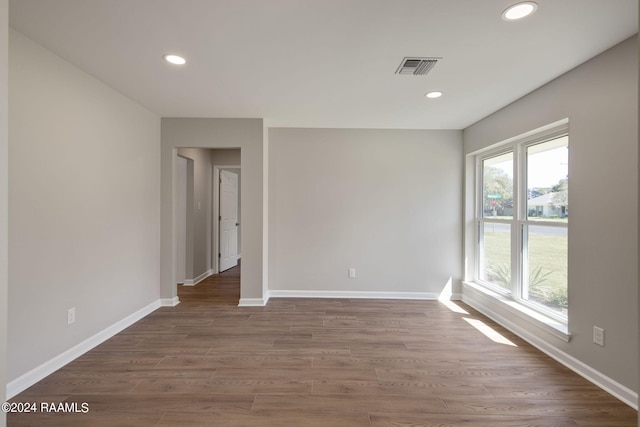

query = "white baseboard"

[
  {"left": 6, "top": 300, "right": 161, "bottom": 399},
  {"left": 267, "top": 290, "right": 461, "bottom": 301},
  {"left": 238, "top": 295, "right": 270, "bottom": 307},
  {"left": 462, "top": 290, "right": 638, "bottom": 410},
  {"left": 238, "top": 289, "right": 462, "bottom": 307},
  {"left": 238, "top": 290, "right": 462, "bottom": 308},
  {"left": 160, "top": 296, "right": 180, "bottom": 307},
  {"left": 182, "top": 269, "right": 213, "bottom": 286}
]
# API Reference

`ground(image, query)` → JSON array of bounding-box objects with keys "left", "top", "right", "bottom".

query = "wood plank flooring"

[{"left": 8, "top": 264, "right": 637, "bottom": 426}]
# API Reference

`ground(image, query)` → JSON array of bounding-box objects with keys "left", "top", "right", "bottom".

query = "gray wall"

[
  {"left": 8, "top": 31, "right": 161, "bottom": 381},
  {"left": 211, "top": 149, "right": 241, "bottom": 166},
  {"left": 268, "top": 128, "right": 463, "bottom": 296},
  {"left": 161, "top": 119, "right": 265, "bottom": 303},
  {"left": 463, "top": 36, "right": 638, "bottom": 392},
  {"left": 0, "top": 0, "right": 7, "bottom": 425}
]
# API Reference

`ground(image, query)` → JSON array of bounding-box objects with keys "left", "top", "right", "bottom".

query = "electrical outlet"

[
  {"left": 348, "top": 268, "right": 356, "bottom": 278},
  {"left": 67, "top": 307, "right": 76, "bottom": 325},
  {"left": 593, "top": 326, "right": 604, "bottom": 347}
]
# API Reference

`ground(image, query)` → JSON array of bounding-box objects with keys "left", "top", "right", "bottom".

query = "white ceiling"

[{"left": 8, "top": 0, "right": 638, "bottom": 129}]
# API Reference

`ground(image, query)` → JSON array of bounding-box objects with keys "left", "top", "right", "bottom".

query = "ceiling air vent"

[{"left": 395, "top": 57, "right": 440, "bottom": 75}]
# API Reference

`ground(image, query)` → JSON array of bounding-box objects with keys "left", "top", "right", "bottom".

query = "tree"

[
  {"left": 551, "top": 177, "right": 568, "bottom": 209},
  {"left": 483, "top": 166, "right": 513, "bottom": 216}
]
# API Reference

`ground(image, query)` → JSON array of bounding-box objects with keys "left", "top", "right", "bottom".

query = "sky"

[
  {"left": 488, "top": 138, "right": 568, "bottom": 189},
  {"left": 527, "top": 145, "right": 568, "bottom": 188}
]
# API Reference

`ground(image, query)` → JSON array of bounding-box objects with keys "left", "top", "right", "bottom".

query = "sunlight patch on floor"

[
  {"left": 439, "top": 299, "right": 470, "bottom": 315},
  {"left": 463, "top": 317, "right": 517, "bottom": 347},
  {"left": 438, "top": 277, "right": 470, "bottom": 314}
]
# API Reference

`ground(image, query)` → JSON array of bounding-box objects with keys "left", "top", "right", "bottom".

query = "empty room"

[{"left": 0, "top": 0, "right": 638, "bottom": 426}]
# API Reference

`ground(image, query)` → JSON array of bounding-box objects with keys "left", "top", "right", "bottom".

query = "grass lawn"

[{"left": 482, "top": 226, "right": 567, "bottom": 316}]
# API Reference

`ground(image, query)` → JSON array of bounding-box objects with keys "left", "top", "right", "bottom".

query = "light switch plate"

[{"left": 593, "top": 326, "right": 604, "bottom": 347}]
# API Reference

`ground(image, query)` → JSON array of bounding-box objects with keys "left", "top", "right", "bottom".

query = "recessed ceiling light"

[
  {"left": 502, "top": 2, "right": 538, "bottom": 21},
  {"left": 425, "top": 91, "right": 442, "bottom": 99},
  {"left": 163, "top": 54, "right": 186, "bottom": 65}
]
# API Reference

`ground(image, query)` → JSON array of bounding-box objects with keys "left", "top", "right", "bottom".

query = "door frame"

[
  {"left": 175, "top": 154, "right": 195, "bottom": 285},
  {"left": 213, "top": 164, "right": 241, "bottom": 274},
  {"left": 176, "top": 155, "right": 188, "bottom": 284}
]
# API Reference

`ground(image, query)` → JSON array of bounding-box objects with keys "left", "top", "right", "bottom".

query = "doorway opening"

[
  {"left": 174, "top": 149, "right": 241, "bottom": 302},
  {"left": 177, "top": 260, "right": 241, "bottom": 306}
]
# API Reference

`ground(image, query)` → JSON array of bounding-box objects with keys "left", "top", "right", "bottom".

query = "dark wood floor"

[{"left": 8, "top": 263, "right": 637, "bottom": 426}]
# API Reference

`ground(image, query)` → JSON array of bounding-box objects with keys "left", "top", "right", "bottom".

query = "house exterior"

[{"left": 528, "top": 190, "right": 568, "bottom": 218}]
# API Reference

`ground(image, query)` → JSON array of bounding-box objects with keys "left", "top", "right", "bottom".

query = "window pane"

[
  {"left": 482, "top": 152, "right": 513, "bottom": 219},
  {"left": 479, "top": 222, "right": 511, "bottom": 291},
  {"left": 527, "top": 137, "right": 568, "bottom": 221},
  {"left": 524, "top": 224, "right": 568, "bottom": 317}
]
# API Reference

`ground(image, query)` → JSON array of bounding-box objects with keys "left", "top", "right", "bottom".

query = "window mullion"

[
  {"left": 511, "top": 144, "right": 523, "bottom": 299},
  {"left": 521, "top": 222, "right": 529, "bottom": 300},
  {"left": 517, "top": 142, "right": 526, "bottom": 302},
  {"left": 475, "top": 158, "right": 482, "bottom": 282}
]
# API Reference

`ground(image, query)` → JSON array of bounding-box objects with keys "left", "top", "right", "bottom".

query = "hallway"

[{"left": 178, "top": 262, "right": 240, "bottom": 306}]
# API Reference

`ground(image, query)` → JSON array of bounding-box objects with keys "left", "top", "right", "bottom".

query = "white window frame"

[{"left": 474, "top": 123, "right": 569, "bottom": 324}]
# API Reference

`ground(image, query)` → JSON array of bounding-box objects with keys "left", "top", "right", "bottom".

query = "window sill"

[{"left": 462, "top": 281, "right": 571, "bottom": 343}]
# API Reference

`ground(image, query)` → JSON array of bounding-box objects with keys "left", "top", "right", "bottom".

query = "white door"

[{"left": 219, "top": 170, "right": 239, "bottom": 272}]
